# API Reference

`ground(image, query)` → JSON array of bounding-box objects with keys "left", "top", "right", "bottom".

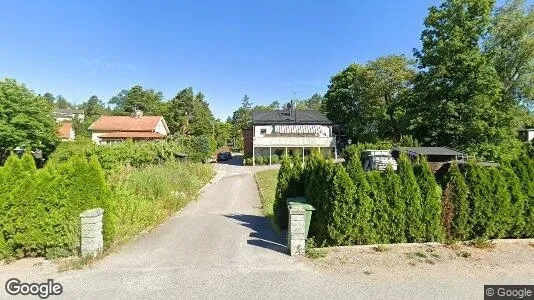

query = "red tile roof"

[
  {"left": 57, "top": 122, "right": 72, "bottom": 139},
  {"left": 88, "top": 116, "right": 164, "bottom": 132},
  {"left": 98, "top": 132, "right": 166, "bottom": 139}
]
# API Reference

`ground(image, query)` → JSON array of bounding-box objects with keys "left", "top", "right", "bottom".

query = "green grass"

[
  {"left": 254, "top": 169, "right": 279, "bottom": 222},
  {"left": 107, "top": 161, "right": 214, "bottom": 248}
]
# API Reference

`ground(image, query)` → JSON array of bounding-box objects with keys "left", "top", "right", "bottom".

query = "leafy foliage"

[{"left": 0, "top": 79, "right": 60, "bottom": 163}]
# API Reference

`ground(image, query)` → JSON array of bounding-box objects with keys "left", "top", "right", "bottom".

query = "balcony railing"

[{"left": 253, "top": 135, "right": 336, "bottom": 147}]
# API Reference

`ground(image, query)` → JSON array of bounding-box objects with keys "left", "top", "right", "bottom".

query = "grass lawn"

[{"left": 255, "top": 169, "right": 279, "bottom": 222}]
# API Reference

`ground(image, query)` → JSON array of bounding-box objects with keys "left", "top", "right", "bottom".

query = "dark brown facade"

[{"left": 243, "top": 128, "right": 253, "bottom": 158}]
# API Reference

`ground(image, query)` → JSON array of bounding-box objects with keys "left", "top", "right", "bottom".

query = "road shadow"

[
  {"left": 217, "top": 154, "right": 244, "bottom": 166},
  {"left": 223, "top": 213, "right": 288, "bottom": 254}
]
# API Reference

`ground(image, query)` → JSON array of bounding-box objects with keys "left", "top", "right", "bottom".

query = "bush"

[
  {"left": 367, "top": 171, "right": 390, "bottom": 244},
  {"left": 382, "top": 165, "right": 406, "bottom": 243},
  {"left": 346, "top": 153, "right": 375, "bottom": 244},
  {"left": 464, "top": 162, "right": 495, "bottom": 239},
  {"left": 442, "top": 162, "right": 469, "bottom": 241},
  {"left": 489, "top": 168, "right": 513, "bottom": 238},
  {"left": 500, "top": 166, "right": 526, "bottom": 238},
  {"left": 273, "top": 155, "right": 305, "bottom": 229},
  {"left": 414, "top": 158, "right": 444, "bottom": 242},
  {"left": 0, "top": 153, "right": 115, "bottom": 259},
  {"left": 397, "top": 154, "right": 424, "bottom": 242},
  {"left": 270, "top": 155, "right": 280, "bottom": 164},
  {"left": 244, "top": 157, "right": 253, "bottom": 166},
  {"left": 255, "top": 156, "right": 265, "bottom": 165}
]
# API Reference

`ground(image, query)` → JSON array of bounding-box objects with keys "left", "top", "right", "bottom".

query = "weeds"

[
  {"left": 471, "top": 238, "right": 494, "bottom": 249},
  {"left": 373, "top": 245, "right": 391, "bottom": 252},
  {"left": 457, "top": 251, "right": 471, "bottom": 258},
  {"left": 305, "top": 239, "right": 327, "bottom": 259}
]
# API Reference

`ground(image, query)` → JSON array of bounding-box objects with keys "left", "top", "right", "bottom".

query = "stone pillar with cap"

[
  {"left": 80, "top": 208, "right": 104, "bottom": 257},
  {"left": 288, "top": 204, "right": 306, "bottom": 256}
]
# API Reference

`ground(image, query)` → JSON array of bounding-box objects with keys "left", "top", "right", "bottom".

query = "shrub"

[
  {"left": 322, "top": 164, "right": 356, "bottom": 245},
  {"left": 270, "top": 155, "right": 280, "bottom": 164},
  {"left": 442, "top": 162, "right": 469, "bottom": 240},
  {"left": 273, "top": 155, "right": 305, "bottom": 229},
  {"left": 255, "top": 156, "right": 264, "bottom": 165},
  {"left": 464, "top": 162, "right": 494, "bottom": 239},
  {"left": 414, "top": 158, "right": 444, "bottom": 242},
  {"left": 500, "top": 166, "right": 526, "bottom": 238},
  {"left": 346, "top": 155, "right": 375, "bottom": 244},
  {"left": 244, "top": 157, "right": 253, "bottom": 166},
  {"left": 382, "top": 165, "right": 406, "bottom": 243},
  {"left": 511, "top": 155, "right": 534, "bottom": 237},
  {"left": 367, "top": 171, "right": 390, "bottom": 244},
  {"left": 488, "top": 168, "right": 512, "bottom": 238},
  {"left": 397, "top": 154, "right": 424, "bottom": 242},
  {"left": 0, "top": 153, "right": 116, "bottom": 259}
]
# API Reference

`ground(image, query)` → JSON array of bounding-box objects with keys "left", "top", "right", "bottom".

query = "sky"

[{"left": 0, "top": 0, "right": 440, "bottom": 120}]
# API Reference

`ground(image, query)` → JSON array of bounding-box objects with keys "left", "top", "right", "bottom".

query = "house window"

[{"left": 260, "top": 128, "right": 267, "bottom": 134}]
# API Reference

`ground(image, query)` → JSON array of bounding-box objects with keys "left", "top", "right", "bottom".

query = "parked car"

[
  {"left": 362, "top": 150, "right": 397, "bottom": 171},
  {"left": 217, "top": 152, "right": 231, "bottom": 162}
]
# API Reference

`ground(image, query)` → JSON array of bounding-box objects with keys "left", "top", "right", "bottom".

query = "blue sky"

[{"left": 0, "top": 0, "right": 440, "bottom": 119}]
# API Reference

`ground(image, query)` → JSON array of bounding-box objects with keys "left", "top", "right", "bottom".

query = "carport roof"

[{"left": 394, "top": 147, "right": 467, "bottom": 156}]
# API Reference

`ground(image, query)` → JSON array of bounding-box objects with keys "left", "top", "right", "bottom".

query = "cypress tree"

[
  {"left": 500, "top": 166, "right": 526, "bottom": 238},
  {"left": 382, "top": 165, "right": 406, "bottom": 243},
  {"left": 512, "top": 155, "right": 534, "bottom": 237},
  {"left": 328, "top": 164, "right": 357, "bottom": 245},
  {"left": 397, "top": 154, "right": 424, "bottom": 242},
  {"left": 442, "top": 162, "right": 469, "bottom": 240},
  {"left": 368, "top": 171, "right": 390, "bottom": 244},
  {"left": 488, "top": 168, "right": 512, "bottom": 238},
  {"left": 274, "top": 155, "right": 292, "bottom": 229},
  {"left": 20, "top": 153, "right": 36, "bottom": 174},
  {"left": 464, "top": 162, "right": 493, "bottom": 239},
  {"left": 347, "top": 158, "right": 375, "bottom": 245},
  {"left": 414, "top": 158, "right": 444, "bottom": 242}
]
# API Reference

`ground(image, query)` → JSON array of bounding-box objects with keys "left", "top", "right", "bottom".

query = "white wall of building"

[
  {"left": 528, "top": 130, "right": 534, "bottom": 143},
  {"left": 155, "top": 119, "right": 168, "bottom": 135}
]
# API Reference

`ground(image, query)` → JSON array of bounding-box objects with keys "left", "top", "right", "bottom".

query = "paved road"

[{"left": 1, "top": 156, "right": 532, "bottom": 299}]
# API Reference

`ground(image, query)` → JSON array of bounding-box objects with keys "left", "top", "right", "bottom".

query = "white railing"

[{"left": 253, "top": 136, "right": 336, "bottom": 147}]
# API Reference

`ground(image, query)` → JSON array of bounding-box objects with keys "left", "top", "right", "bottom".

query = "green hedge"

[
  {"left": 48, "top": 137, "right": 215, "bottom": 173},
  {"left": 274, "top": 148, "right": 534, "bottom": 246},
  {"left": 0, "top": 153, "right": 115, "bottom": 259}
]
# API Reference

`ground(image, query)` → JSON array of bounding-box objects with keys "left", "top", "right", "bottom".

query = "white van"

[{"left": 362, "top": 150, "right": 397, "bottom": 171}]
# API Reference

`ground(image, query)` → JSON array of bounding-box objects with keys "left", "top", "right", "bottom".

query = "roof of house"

[
  {"left": 98, "top": 132, "right": 166, "bottom": 139},
  {"left": 252, "top": 109, "right": 332, "bottom": 125},
  {"left": 88, "top": 116, "right": 167, "bottom": 132},
  {"left": 394, "top": 147, "right": 467, "bottom": 156},
  {"left": 54, "top": 108, "right": 84, "bottom": 114},
  {"left": 57, "top": 122, "right": 72, "bottom": 139}
]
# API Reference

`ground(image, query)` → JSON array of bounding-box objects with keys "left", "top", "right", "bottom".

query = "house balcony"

[{"left": 253, "top": 135, "right": 336, "bottom": 148}]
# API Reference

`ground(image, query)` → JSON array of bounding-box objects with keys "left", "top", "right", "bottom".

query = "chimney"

[{"left": 132, "top": 106, "right": 144, "bottom": 118}]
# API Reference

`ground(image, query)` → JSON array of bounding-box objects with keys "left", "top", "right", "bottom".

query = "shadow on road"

[
  {"left": 217, "top": 154, "right": 244, "bottom": 166},
  {"left": 223, "top": 213, "right": 288, "bottom": 254}
]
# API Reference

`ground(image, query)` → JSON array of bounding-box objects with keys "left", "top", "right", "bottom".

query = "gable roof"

[
  {"left": 394, "top": 147, "right": 467, "bottom": 156},
  {"left": 57, "top": 122, "right": 73, "bottom": 139},
  {"left": 98, "top": 132, "right": 166, "bottom": 139},
  {"left": 252, "top": 109, "right": 332, "bottom": 125},
  {"left": 88, "top": 116, "right": 166, "bottom": 132}
]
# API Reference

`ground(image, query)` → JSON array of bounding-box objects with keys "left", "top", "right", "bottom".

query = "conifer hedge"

[
  {"left": 274, "top": 148, "right": 534, "bottom": 247},
  {"left": 0, "top": 153, "right": 115, "bottom": 259}
]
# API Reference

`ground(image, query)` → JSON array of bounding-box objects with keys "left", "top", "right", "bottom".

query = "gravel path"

[{"left": 1, "top": 156, "right": 533, "bottom": 299}]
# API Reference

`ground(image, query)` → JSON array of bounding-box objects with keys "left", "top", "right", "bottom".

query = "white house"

[
  {"left": 244, "top": 106, "right": 336, "bottom": 165},
  {"left": 88, "top": 111, "right": 169, "bottom": 144},
  {"left": 519, "top": 128, "right": 534, "bottom": 143},
  {"left": 53, "top": 108, "right": 85, "bottom": 122}
]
